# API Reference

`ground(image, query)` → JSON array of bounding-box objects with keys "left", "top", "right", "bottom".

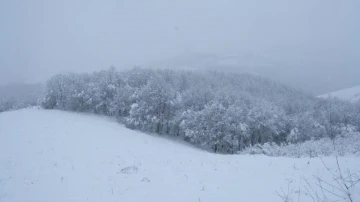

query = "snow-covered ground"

[
  {"left": 0, "top": 108, "right": 359, "bottom": 202},
  {"left": 319, "top": 85, "right": 360, "bottom": 102}
]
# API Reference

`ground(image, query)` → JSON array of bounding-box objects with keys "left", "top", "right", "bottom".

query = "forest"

[{"left": 41, "top": 67, "right": 360, "bottom": 154}]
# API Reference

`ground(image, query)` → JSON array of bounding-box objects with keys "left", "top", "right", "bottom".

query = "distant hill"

[
  {"left": 0, "top": 83, "right": 44, "bottom": 112},
  {"left": 318, "top": 86, "right": 360, "bottom": 102},
  {"left": 147, "top": 52, "right": 360, "bottom": 95},
  {"left": 0, "top": 82, "right": 44, "bottom": 98}
]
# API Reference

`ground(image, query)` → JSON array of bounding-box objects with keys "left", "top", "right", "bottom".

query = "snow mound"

[
  {"left": 120, "top": 166, "right": 139, "bottom": 174},
  {"left": 0, "top": 108, "right": 359, "bottom": 202}
]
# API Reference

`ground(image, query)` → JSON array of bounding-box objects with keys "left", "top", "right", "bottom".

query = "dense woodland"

[{"left": 41, "top": 67, "right": 360, "bottom": 154}]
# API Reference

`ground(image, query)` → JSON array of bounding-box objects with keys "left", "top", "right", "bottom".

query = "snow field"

[{"left": 0, "top": 108, "right": 359, "bottom": 202}]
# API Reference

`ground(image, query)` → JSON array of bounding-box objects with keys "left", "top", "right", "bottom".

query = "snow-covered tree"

[{"left": 41, "top": 67, "right": 360, "bottom": 154}]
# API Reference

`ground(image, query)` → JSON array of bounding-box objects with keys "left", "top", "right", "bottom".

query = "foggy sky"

[{"left": 0, "top": 0, "right": 359, "bottom": 94}]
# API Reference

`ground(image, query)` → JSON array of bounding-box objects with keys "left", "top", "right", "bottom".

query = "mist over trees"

[
  {"left": 0, "top": 83, "right": 44, "bottom": 112},
  {"left": 41, "top": 67, "right": 360, "bottom": 154}
]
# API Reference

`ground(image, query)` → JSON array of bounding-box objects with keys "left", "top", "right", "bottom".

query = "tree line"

[{"left": 41, "top": 67, "right": 360, "bottom": 153}]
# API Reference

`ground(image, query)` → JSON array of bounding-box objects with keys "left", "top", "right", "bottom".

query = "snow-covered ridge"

[
  {"left": 318, "top": 85, "right": 360, "bottom": 102},
  {"left": 0, "top": 108, "right": 359, "bottom": 202}
]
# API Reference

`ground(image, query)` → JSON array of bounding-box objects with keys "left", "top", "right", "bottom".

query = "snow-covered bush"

[{"left": 241, "top": 132, "right": 360, "bottom": 157}]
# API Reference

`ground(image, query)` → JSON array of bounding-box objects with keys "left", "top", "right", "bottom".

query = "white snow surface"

[
  {"left": 0, "top": 108, "right": 359, "bottom": 202},
  {"left": 319, "top": 85, "right": 360, "bottom": 102}
]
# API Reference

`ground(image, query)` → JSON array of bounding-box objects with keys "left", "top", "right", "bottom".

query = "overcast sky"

[{"left": 0, "top": 0, "right": 359, "bottom": 94}]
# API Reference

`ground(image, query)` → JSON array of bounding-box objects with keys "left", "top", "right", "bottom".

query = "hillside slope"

[
  {"left": 43, "top": 68, "right": 360, "bottom": 154},
  {"left": 0, "top": 108, "right": 359, "bottom": 202},
  {"left": 319, "top": 85, "right": 360, "bottom": 102}
]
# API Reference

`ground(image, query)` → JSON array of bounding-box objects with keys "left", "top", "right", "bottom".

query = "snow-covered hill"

[
  {"left": 319, "top": 86, "right": 360, "bottom": 102},
  {"left": 0, "top": 108, "right": 359, "bottom": 202}
]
